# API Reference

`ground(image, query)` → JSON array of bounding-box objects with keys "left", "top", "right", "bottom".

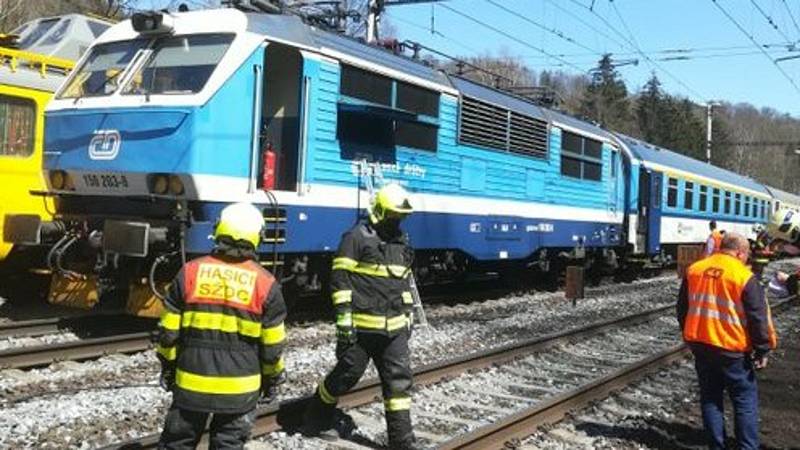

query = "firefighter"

[
  {"left": 302, "top": 183, "right": 419, "bottom": 450},
  {"left": 749, "top": 225, "right": 773, "bottom": 282},
  {"left": 156, "top": 202, "right": 287, "bottom": 450},
  {"left": 678, "top": 232, "right": 777, "bottom": 450},
  {"left": 766, "top": 207, "right": 800, "bottom": 296},
  {"left": 704, "top": 220, "right": 723, "bottom": 257}
]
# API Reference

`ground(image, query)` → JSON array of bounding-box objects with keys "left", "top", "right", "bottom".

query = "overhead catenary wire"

[
  {"left": 749, "top": 0, "right": 795, "bottom": 44},
  {"left": 436, "top": 3, "right": 586, "bottom": 72},
  {"left": 711, "top": 0, "right": 800, "bottom": 96},
  {"left": 562, "top": 0, "right": 705, "bottom": 98},
  {"left": 543, "top": 0, "right": 629, "bottom": 52},
  {"left": 780, "top": 0, "right": 800, "bottom": 38},
  {"left": 484, "top": 0, "right": 602, "bottom": 55}
]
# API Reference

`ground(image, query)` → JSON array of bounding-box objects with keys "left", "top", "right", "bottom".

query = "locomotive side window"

[
  {"left": 699, "top": 185, "right": 708, "bottom": 211},
  {"left": 684, "top": 181, "right": 694, "bottom": 210},
  {"left": 338, "top": 64, "right": 440, "bottom": 153},
  {"left": 560, "top": 131, "right": 602, "bottom": 181},
  {"left": 341, "top": 65, "right": 392, "bottom": 106},
  {"left": 666, "top": 177, "right": 678, "bottom": 207},
  {"left": 396, "top": 121, "right": 437, "bottom": 152},
  {"left": 124, "top": 34, "right": 234, "bottom": 95},
  {"left": 712, "top": 188, "right": 720, "bottom": 213},
  {"left": 397, "top": 81, "right": 439, "bottom": 117},
  {"left": 0, "top": 95, "right": 35, "bottom": 158}
]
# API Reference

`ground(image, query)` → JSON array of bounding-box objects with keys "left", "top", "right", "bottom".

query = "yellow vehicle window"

[{"left": 0, "top": 95, "right": 36, "bottom": 157}]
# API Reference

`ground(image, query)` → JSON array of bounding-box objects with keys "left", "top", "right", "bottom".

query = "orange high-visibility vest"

[
  {"left": 684, "top": 253, "right": 777, "bottom": 352},
  {"left": 710, "top": 230, "right": 723, "bottom": 253}
]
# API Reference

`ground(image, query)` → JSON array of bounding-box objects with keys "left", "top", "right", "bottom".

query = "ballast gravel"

[{"left": 1, "top": 261, "right": 794, "bottom": 449}]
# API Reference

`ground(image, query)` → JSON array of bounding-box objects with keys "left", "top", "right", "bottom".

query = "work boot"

[
  {"left": 388, "top": 435, "right": 424, "bottom": 450},
  {"left": 386, "top": 410, "right": 419, "bottom": 450},
  {"left": 300, "top": 394, "right": 336, "bottom": 439}
]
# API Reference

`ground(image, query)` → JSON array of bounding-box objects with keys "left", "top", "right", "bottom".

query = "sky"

[
  {"left": 139, "top": 0, "right": 800, "bottom": 116},
  {"left": 382, "top": 0, "right": 800, "bottom": 116}
]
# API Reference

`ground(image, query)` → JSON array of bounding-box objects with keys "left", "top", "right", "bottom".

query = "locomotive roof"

[
  {"left": 246, "top": 13, "right": 454, "bottom": 92},
  {"left": 616, "top": 134, "right": 770, "bottom": 196}
]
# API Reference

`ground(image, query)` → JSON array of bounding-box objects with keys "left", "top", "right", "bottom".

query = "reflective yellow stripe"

[
  {"left": 384, "top": 396, "right": 411, "bottom": 411},
  {"left": 402, "top": 291, "right": 413, "bottom": 305},
  {"left": 261, "top": 357, "right": 285, "bottom": 376},
  {"left": 159, "top": 311, "right": 181, "bottom": 331},
  {"left": 336, "top": 312, "right": 353, "bottom": 328},
  {"left": 333, "top": 257, "right": 409, "bottom": 279},
  {"left": 352, "top": 313, "right": 408, "bottom": 331},
  {"left": 182, "top": 311, "right": 261, "bottom": 338},
  {"left": 156, "top": 344, "right": 177, "bottom": 361},
  {"left": 318, "top": 381, "right": 337, "bottom": 404},
  {"left": 332, "top": 257, "right": 358, "bottom": 271},
  {"left": 175, "top": 369, "right": 260, "bottom": 395},
  {"left": 332, "top": 290, "right": 352, "bottom": 305},
  {"left": 386, "top": 315, "right": 409, "bottom": 331},
  {"left": 260, "top": 323, "right": 286, "bottom": 345}
]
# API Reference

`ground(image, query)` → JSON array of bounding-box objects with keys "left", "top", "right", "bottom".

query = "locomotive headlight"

[
  {"left": 50, "top": 170, "right": 66, "bottom": 190},
  {"left": 168, "top": 175, "right": 184, "bottom": 195},
  {"left": 150, "top": 174, "right": 169, "bottom": 195}
]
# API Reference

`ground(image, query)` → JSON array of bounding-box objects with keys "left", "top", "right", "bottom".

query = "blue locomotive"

[{"left": 1, "top": 8, "right": 776, "bottom": 314}]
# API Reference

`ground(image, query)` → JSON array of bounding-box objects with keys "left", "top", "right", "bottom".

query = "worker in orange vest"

[
  {"left": 703, "top": 220, "right": 723, "bottom": 257},
  {"left": 678, "top": 232, "right": 777, "bottom": 450}
]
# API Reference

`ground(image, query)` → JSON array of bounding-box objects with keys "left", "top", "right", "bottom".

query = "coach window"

[
  {"left": 699, "top": 185, "right": 708, "bottom": 211},
  {"left": 734, "top": 193, "right": 741, "bottom": 216},
  {"left": 561, "top": 131, "right": 602, "bottom": 181},
  {"left": 744, "top": 196, "right": 750, "bottom": 217},
  {"left": 684, "top": 181, "right": 694, "bottom": 210},
  {"left": 712, "top": 188, "right": 720, "bottom": 213},
  {"left": 724, "top": 191, "right": 731, "bottom": 214},
  {"left": 667, "top": 177, "right": 678, "bottom": 207},
  {"left": 0, "top": 95, "right": 35, "bottom": 158},
  {"left": 761, "top": 200, "right": 767, "bottom": 219}
]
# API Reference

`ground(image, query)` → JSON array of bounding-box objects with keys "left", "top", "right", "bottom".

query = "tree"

[
  {"left": 580, "top": 54, "right": 632, "bottom": 132},
  {"left": 0, "top": 0, "right": 135, "bottom": 32},
  {"left": 635, "top": 73, "right": 663, "bottom": 143}
]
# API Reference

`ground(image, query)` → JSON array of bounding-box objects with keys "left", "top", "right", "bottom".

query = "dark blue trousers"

[{"left": 692, "top": 346, "right": 760, "bottom": 450}]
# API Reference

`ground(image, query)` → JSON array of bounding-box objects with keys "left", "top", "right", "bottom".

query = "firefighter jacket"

[
  {"left": 677, "top": 252, "right": 777, "bottom": 357},
  {"left": 155, "top": 253, "right": 287, "bottom": 414},
  {"left": 331, "top": 221, "right": 414, "bottom": 336}
]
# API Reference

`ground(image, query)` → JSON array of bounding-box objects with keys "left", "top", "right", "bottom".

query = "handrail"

[{"left": 0, "top": 47, "right": 74, "bottom": 77}]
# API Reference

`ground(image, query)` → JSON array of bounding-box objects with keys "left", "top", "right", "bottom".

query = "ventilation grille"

[{"left": 459, "top": 96, "right": 548, "bottom": 158}]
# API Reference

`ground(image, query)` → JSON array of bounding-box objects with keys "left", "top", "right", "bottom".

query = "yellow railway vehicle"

[{"left": 0, "top": 15, "right": 111, "bottom": 267}]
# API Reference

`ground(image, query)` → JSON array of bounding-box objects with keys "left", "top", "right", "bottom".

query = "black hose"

[{"left": 148, "top": 252, "right": 177, "bottom": 301}]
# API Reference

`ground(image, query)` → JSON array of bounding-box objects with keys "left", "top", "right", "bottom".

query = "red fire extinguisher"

[{"left": 262, "top": 142, "right": 276, "bottom": 190}]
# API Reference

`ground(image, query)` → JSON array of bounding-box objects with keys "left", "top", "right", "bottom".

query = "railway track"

[
  {"left": 0, "top": 330, "right": 154, "bottom": 370},
  {"left": 105, "top": 296, "right": 796, "bottom": 450},
  {"left": 106, "top": 303, "right": 682, "bottom": 449}
]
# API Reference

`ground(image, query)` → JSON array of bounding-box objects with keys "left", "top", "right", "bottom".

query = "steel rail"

[
  {"left": 107, "top": 304, "right": 674, "bottom": 449},
  {"left": 0, "top": 317, "right": 64, "bottom": 339},
  {"left": 0, "top": 331, "right": 153, "bottom": 370},
  {"left": 438, "top": 295, "right": 797, "bottom": 449}
]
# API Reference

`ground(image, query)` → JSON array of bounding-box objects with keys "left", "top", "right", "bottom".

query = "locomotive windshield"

[
  {"left": 122, "top": 34, "right": 233, "bottom": 95},
  {"left": 58, "top": 40, "right": 147, "bottom": 98},
  {"left": 58, "top": 33, "right": 233, "bottom": 99}
]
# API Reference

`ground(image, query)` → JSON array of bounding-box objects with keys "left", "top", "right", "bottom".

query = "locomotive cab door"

[{"left": 260, "top": 43, "right": 304, "bottom": 191}]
